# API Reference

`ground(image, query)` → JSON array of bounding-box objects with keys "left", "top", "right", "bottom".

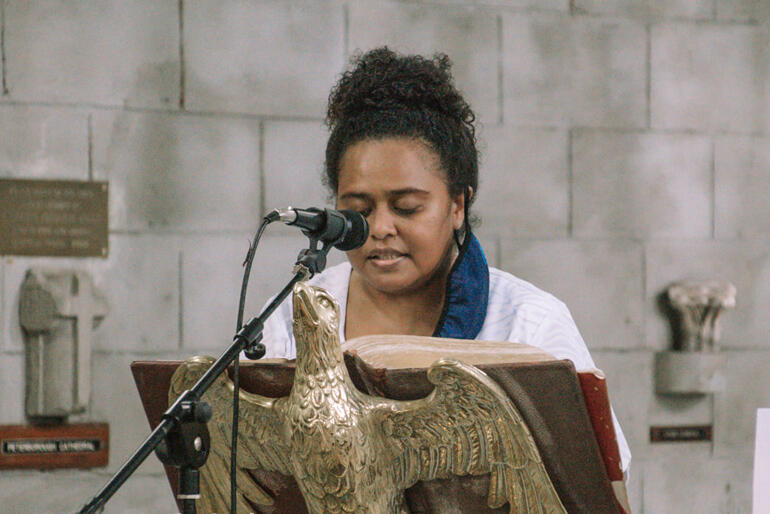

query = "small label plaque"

[
  {"left": 0, "top": 178, "right": 108, "bottom": 257},
  {"left": 650, "top": 425, "right": 712, "bottom": 443},
  {"left": 0, "top": 423, "right": 109, "bottom": 469},
  {"left": 3, "top": 438, "right": 101, "bottom": 454}
]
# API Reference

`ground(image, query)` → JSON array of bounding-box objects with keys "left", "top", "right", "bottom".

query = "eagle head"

[{"left": 292, "top": 281, "right": 342, "bottom": 355}]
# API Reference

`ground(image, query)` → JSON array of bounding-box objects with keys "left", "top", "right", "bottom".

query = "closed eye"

[{"left": 393, "top": 206, "right": 419, "bottom": 216}]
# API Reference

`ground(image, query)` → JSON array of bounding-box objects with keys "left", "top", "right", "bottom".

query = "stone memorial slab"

[{"left": 0, "top": 178, "right": 108, "bottom": 257}]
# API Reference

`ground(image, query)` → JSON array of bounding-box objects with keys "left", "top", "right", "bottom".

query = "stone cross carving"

[
  {"left": 667, "top": 280, "right": 736, "bottom": 352},
  {"left": 20, "top": 269, "right": 107, "bottom": 418}
]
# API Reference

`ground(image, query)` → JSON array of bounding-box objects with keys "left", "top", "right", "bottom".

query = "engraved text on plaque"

[{"left": 0, "top": 178, "right": 108, "bottom": 257}]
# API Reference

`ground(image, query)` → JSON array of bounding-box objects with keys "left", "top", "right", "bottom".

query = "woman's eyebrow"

[
  {"left": 389, "top": 187, "right": 430, "bottom": 197},
  {"left": 338, "top": 188, "right": 429, "bottom": 201},
  {"left": 338, "top": 192, "right": 371, "bottom": 202}
]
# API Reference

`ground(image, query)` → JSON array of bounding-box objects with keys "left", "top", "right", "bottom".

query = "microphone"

[{"left": 267, "top": 207, "right": 369, "bottom": 251}]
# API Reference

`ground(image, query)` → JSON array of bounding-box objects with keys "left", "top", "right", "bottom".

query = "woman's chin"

[{"left": 359, "top": 269, "right": 417, "bottom": 296}]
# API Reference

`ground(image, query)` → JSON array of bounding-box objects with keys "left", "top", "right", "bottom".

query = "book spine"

[{"left": 577, "top": 371, "right": 624, "bottom": 482}]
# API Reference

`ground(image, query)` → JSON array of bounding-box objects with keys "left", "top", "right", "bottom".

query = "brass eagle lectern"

[{"left": 170, "top": 282, "right": 565, "bottom": 513}]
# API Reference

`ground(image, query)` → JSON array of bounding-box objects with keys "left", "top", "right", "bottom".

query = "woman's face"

[{"left": 336, "top": 137, "right": 465, "bottom": 295}]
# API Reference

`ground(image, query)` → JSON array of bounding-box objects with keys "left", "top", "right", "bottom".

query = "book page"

[{"left": 342, "top": 334, "right": 557, "bottom": 369}]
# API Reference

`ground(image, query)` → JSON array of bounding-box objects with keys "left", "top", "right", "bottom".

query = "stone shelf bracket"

[{"left": 655, "top": 280, "right": 736, "bottom": 395}]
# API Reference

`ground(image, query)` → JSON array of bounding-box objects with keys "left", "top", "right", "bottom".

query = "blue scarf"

[{"left": 432, "top": 232, "right": 489, "bottom": 340}]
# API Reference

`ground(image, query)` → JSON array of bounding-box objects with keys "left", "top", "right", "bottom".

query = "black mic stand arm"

[{"left": 79, "top": 240, "right": 330, "bottom": 514}]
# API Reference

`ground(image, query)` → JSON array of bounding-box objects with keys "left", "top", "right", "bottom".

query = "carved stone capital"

[{"left": 666, "top": 280, "right": 736, "bottom": 352}]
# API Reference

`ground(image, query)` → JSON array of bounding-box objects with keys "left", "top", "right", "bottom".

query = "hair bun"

[{"left": 326, "top": 47, "right": 474, "bottom": 129}]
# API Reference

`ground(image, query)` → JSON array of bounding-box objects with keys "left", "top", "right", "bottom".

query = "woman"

[{"left": 262, "top": 47, "right": 630, "bottom": 473}]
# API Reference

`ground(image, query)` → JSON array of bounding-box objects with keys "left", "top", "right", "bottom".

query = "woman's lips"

[{"left": 367, "top": 250, "right": 407, "bottom": 268}]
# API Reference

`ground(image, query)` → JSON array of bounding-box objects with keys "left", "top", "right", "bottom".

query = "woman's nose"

[{"left": 368, "top": 208, "right": 397, "bottom": 240}]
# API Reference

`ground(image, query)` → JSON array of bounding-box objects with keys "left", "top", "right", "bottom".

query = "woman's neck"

[{"left": 344, "top": 246, "right": 457, "bottom": 339}]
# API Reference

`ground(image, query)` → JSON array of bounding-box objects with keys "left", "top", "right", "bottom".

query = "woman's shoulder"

[
  {"left": 480, "top": 267, "right": 572, "bottom": 341},
  {"left": 487, "top": 266, "right": 567, "bottom": 312}
]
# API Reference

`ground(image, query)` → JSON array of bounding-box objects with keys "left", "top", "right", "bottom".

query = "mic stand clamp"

[
  {"left": 155, "top": 396, "right": 213, "bottom": 514},
  {"left": 295, "top": 236, "right": 327, "bottom": 277}
]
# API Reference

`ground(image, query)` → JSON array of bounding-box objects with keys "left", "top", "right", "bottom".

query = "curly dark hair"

[{"left": 324, "top": 47, "right": 478, "bottom": 208}]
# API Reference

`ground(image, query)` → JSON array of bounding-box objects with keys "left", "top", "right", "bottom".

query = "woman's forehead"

[{"left": 337, "top": 137, "right": 447, "bottom": 195}]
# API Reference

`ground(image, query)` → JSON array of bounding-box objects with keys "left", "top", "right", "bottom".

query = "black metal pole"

[{"left": 78, "top": 266, "right": 312, "bottom": 514}]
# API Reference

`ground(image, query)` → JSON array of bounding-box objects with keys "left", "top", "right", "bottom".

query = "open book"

[{"left": 132, "top": 336, "right": 627, "bottom": 513}]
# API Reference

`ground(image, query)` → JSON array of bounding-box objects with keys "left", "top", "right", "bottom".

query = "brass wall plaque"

[{"left": 0, "top": 178, "right": 108, "bottom": 257}]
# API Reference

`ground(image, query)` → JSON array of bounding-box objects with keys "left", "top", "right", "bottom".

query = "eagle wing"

[
  {"left": 374, "top": 358, "right": 566, "bottom": 514},
  {"left": 169, "top": 355, "right": 292, "bottom": 513}
]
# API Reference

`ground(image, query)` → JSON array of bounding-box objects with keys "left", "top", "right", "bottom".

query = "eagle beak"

[{"left": 293, "top": 281, "right": 319, "bottom": 325}]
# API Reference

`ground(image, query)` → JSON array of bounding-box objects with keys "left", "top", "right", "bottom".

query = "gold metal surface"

[{"left": 170, "top": 282, "right": 566, "bottom": 513}]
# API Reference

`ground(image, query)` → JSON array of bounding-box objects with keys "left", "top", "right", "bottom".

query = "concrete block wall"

[{"left": 0, "top": 1, "right": 767, "bottom": 512}]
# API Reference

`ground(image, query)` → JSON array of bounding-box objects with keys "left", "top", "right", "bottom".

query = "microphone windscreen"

[{"left": 336, "top": 210, "right": 369, "bottom": 251}]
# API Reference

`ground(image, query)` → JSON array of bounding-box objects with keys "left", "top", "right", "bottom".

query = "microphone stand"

[{"left": 79, "top": 240, "right": 330, "bottom": 514}]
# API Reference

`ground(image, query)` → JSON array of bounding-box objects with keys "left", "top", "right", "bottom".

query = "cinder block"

[
  {"left": 4, "top": 0, "right": 179, "bottom": 107},
  {"left": 0, "top": 352, "right": 24, "bottom": 424},
  {"left": 264, "top": 121, "right": 330, "bottom": 214},
  {"left": 572, "top": 131, "right": 711, "bottom": 238},
  {"left": 475, "top": 234, "right": 499, "bottom": 268},
  {"left": 90, "top": 234, "right": 181, "bottom": 353},
  {"left": 0, "top": 470, "right": 176, "bottom": 513},
  {"left": 405, "top": 0, "right": 567, "bottom": 10},
  {"left": 182, "top": 234, "right": 347, "bottom": 353},
  {"left": 185, "top": 0, "right": 344, "bottom": 117},
  {"left": 349, "top": 1, "right": 499, "bottom": 124},
  {"left": 92, "top": 111, "right": 261, "bottom": 232},
  {"left": 715, "top": 136, "right": 770, "bottom": 238},
  {"left": 499, "top": 239, "right": 645, "bottom": 351},
  {"left": 181, "top": 233, "right": 268, "bottom": 352},
  {"left": 714, "top": 351, "right": 770, "bottom": 458},
  {"left": 574, "top": 0, "right": 713, "bottom": 18},
  {"left": 99, "top": 472, "right": 177, "bottom": 514},
  {"left": 717, "top": 0, "right": 770, "bottom": 23},
  {"left": 642, "top": 455, "right": 753, "bottom": 514},
  {"left": 89, "top": 352, "right": 173, "bottom": 476},
  {"left": 648, "top": 387, "right": 712, "bottom": 434},
  {"left": 590, "top": 351, "right": 653, "bottom": 458},
  {"left": 645, "top": 241, "right": 770, "bottom": 351},
  {"left": 651, "top": 23, "right": 770, "bottom": 133},
  {"left": 502, "top": 14, "right": 647, "bottom": 128},
  {"left": 476, "top": 127, "right": 568, "bottom": 237},
  {"left": 0, "top": 105, "right": 88, "bottom": 179}
]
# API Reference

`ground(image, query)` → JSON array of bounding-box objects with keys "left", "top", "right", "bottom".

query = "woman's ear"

[{"left": 451, "top": 187, "right": 472, "bottom": 231}]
